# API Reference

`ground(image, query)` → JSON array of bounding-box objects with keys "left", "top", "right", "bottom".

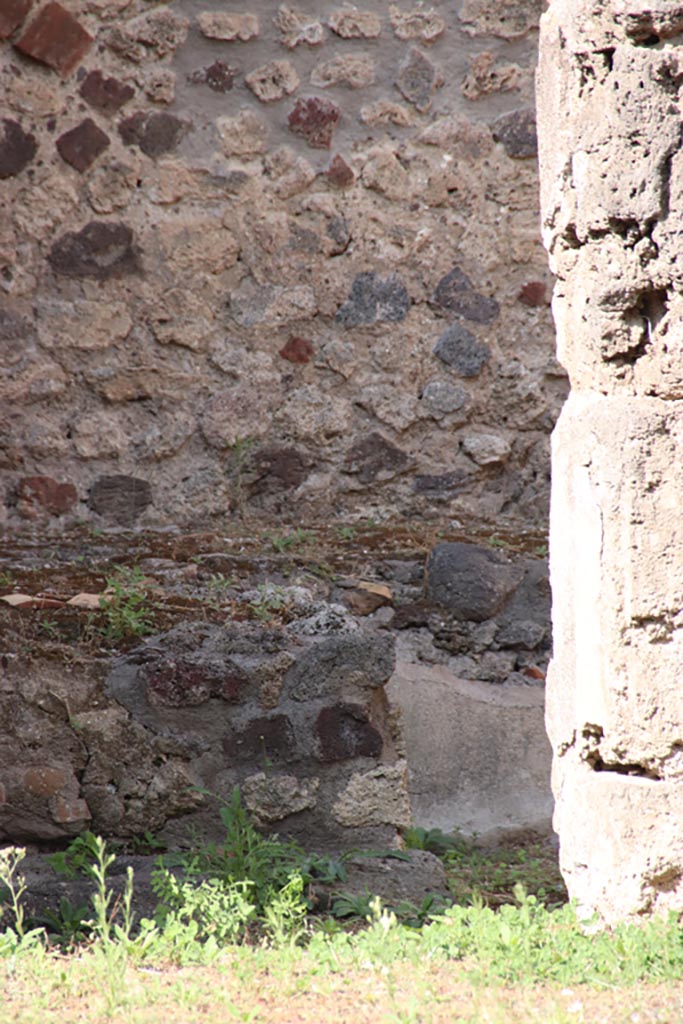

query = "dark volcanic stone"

[
  {"left": 326, "top": 153, "right": 354, "bottom": 188},
  {"left": 433, "top": 323, "right": 491, "bottom": 377},
  {"left": 188, "top": 60, "right": 237, "bottom": 92},
  {"left": 431, "top": 266, "right": 499, "bottom": 324},
  {"left": 223, "top": 715, "right": 296, "bottom": 763},
  {"left": 285, "top": 632, "right": 395, "bottom": 702},
  {"left": 336, "top": 271, "right": 410, "bottom": 326},
  {"left": 143, "top": 655, "right": 250, "bottom": 708},
  {"left": 395, "top": 46, "right": 441, "bottom": 111},
  {"left": 118, "top": 111, "right": 186, "bottom": 158},
  {"left": 413, "top": 470, "right": 469, "bottom": 495},
  {"left": 48, "top": 221, "right": 140, "bottom": 279},
  {"left": 16, "top": 476, "right": 77, "bottom": 515},
  {"left": 287, "top": 96, "right": 340, "bottom": 149},
  {"left": 56, "top": 118, "right": 109, "bottom": 172},
  {"left": 0, "top": 0, "right": 33, "bottom": 40},
  {"left": 344, "top": 432, "right": 409, "bottom": 484},
  {"left": 248, "top": 446, "right": 310, "bottom": 494},
  {"left": 315, "top": 703, "right": 383, "bottom": 762},
  {"left": 88, "top": 474, "right": 151, "bottom": 521},
  {"left": 15, "top": 2, "right": 93, "bottom": 77},
  {"left": 425, "top": 542, "right": 524, "bottom": 622},
  {"left": 0, "top": 119, "right": 37, "bottom": 178},
  {"left": 492, "top": 108, "right": 537, "bottom": 159},
  {"left": 79, "top": 70, "right": 135, "bottom": 113}
]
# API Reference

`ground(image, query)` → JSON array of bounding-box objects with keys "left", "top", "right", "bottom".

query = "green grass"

[{"left": 3, "top": 799, "right": 683, "bottom": 1023}]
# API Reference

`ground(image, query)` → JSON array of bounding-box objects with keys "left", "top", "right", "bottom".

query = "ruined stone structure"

[
  {"left": 1, "top": 0, "right": 556, "bottom": 530},
  {"left": 1, "top": 1, "right": 557, "bottom": 851},
  {"left": 539, "top": 1, "right": 683, "bottom": 922}
]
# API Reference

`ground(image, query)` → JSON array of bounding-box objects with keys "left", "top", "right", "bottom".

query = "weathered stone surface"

[
  {"left": 197, "top": 11, "right": 258, "bottom": 41},
  {"left": 344, "top": 433, "right": 410, "bottom": 483},
  {"left": 242, "top": 773, "right": 319, "bottom": 826},
  {"left": 119, "top": 111, "right": 186, "bottom": 158},
  {"left": 431, "top": 266, "right": 499, "bottom": 324},
  {"left": 216, "top": 111, "right": 267, "bottom": 156},
  {"left": 315, "top": 703, "right": 383, "bottom": 762},
  {"left": 288, "top": 96, "right": 340, "bottom": 149},
  {"left": 188, "top": 61, "right": 237, "bottom": 93},
  {"left": 459, "top": 0, "right": 542, "bottom": 39},
  {"left": 326, "top": 153, "right": 354, "bottom": 188},
  {"left": 245, "top": 60, "right": 299, "bottom": 102},
  {"left": 275, "top": 4, "right": 323, "bottom": 48},
  {"left": 328, "top": 7, "right": 381, "bottom": 38},
  {"left": 333, "top": 762, "right": 411, "bottom": 827},
  {"left": 15, "top": 476, "right": 77, "bottom": 516},
  {"left": 15, "top": 2, "right": 93, "bottom": 77},
  {"left": 285, "top": 632, "right": 395, "bottom": 702},
  {"left": 461, "top": 433, "right": 511, "bottom": 465},
  {"left": 388, "top": 661, "right": 552, "bottom": 836},
  {"left": 106, "top": 9, "right": 189, "bottom": 63},
  {"left": 389, "top": 6, "right": 445, "bottom": 42},
  {"left": 420, "top": 381, "right": 469, "bottom": 420},
  {"left": 395, "top": 46, "right": 442, "bottom": 112},
  {"left": 426, "top": 542, "right": 523, "bottom": 621},
  {"left": 56, "top": 119, "right": 110, "bottom": 172},
  {"left": 462, "top": 51, "right": 522, "bottom": 100},
  {"left": 86, "top": 160, "right": 139, "bottom": 213},
  {"left": 518, "top": 281, "right": 547, "bottom": 307},
  {"left": 311, "top": 54, "right": 375, "bottom": 89},
  {"left": 223, "top": 715, "right": 296, "bottom": 763},
  {"left": 0, "top": 0, "right": 32, "bottom": 40},
  {"left": 537, "top": 0, "right": 683, "bottom": 921},
  {"left": 492, "top": 108, "right": 537, "bottom": 159},
  {"left": 433, "top": 323, "right": 490, "bottom": 377},
  {"left": 48, "top": 221, "right": 140, "bottom": 279},
  {"left": 0, "top": 118, "right": 37, "bottom": 178},
  {"left": 279, "top": 335, "right": 314, "bottom": 363},
  {"left": 88, "top": 475, "right": 151, "bottom": 521},
  {"left": 336, "top": 271, "right": 410, "bottom": 326},
  {"left": 79, "top": 71, "right": 135, "bottom": 113}
]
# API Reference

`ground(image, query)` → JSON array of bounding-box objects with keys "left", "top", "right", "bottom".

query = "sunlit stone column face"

[{"left": 538, "top": 1, "right": 683, "bottom": 922}]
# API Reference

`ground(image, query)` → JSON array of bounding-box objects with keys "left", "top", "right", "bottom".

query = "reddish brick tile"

[
  {"left": 15, "top": 2, "right": 93, "bottom": 77},
  {"left": 56, "top": 118, "right": 109, "bottom": 171},
  {"left": 0, "top": 0, "right": 33, "bottom": 40}
]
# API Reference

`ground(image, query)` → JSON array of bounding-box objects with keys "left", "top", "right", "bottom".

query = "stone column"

[{"left": 538, "top": 1, "right": 683, "bottom": 922}]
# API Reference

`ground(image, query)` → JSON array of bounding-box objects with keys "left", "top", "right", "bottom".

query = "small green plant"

[
  {"left": 47, "top": 831, "right": 102, "bottom": 880},
  {"left": 331, "top": 889, "right": 375, "bottom": 920},
  {"left": 100, "top": 565, "right": 154, "bottom": 640},
  {"left": 402, "top": 825, "right": 466, "bottom": 857},
  {"left": 37, "top": 617, "right": 61, "bottom": 640},
  {"left": 0, "top": 572, "right": 15, "bottom": 590},
  {"left": 336, "top": 525, "right": 357, "bottom": 541},
  {"left": 42, "top": 897, "right": 91, "bottom": 948},
  {"left": 0, "top": 847, "right": 29, "bottom": 938},
  {"left": 247, "top": 583, "right": 288, "bottom": 622},
  {"left": 268, "top": 528, "right": 313, "bottom": 554}
]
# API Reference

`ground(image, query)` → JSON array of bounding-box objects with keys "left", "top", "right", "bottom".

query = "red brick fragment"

[
  {"left": 15, "top": 2, "right": 93, "bottom": 77},
  {"left": 326, "top": 153, "right": 354, "bottom": 188},
  {"left": 23, "top": 766, "right": 70, "bottom": 797},
  {"left": 16, "top": 475, "right": 78, "bottom": 515},
  {"left": 80, "top": 70, "right": 135, "bottom": 113},
  {"left": 279, "top": 335, "right": 314, "bottom": 364},
  {"left": 56, "top": 118, "right": 109, "bottom": 172},
  {"left": 0, "top": 0, "right": 33, "bottom": 40},
  {"left": 518, "top": 281, "right": 548, "bottom": 307},
  {"left": 51, "top": 796, "right": 91, "bottom": 824},
  {"left": 288, "top": 96, "right": 340, "bottom": 149}
]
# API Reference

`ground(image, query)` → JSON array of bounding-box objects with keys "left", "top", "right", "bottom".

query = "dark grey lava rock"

[
  {"left": 492, "top": 108, "right": 537, "bottom": 159},
  {"left": 336, "top": 272, "right": 410, "bottom": 326},
  {"left": 425, "top": 542, "right": 524, "bottom": 622},
  {"left": 285, "top": 632, "right": 395, "bottom": 702},
  {"left": 434, "top": 323, "right": 491, "bottom": 377}
]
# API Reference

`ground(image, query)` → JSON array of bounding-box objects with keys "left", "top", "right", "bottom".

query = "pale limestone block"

[
  {"left": 311, "top": 53, "right": 375, "bottom": 89},
  {"left": 328, "top": 7, "right": 381, "bottom": 38},
  {"left": 216, "top": 110, "right": 268, "bottom": 156},
  {"left": 197, "top": 12, "right": 259, "bottom": 40},
  {"left": 389, "top": 5, "right": 445, "bottom": 42},
  {"left": 333, "top": 762, "right": 411, "bottom": 828},
  {"left": 245, "top": 60, "right": 300, "bottom": 101}
]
